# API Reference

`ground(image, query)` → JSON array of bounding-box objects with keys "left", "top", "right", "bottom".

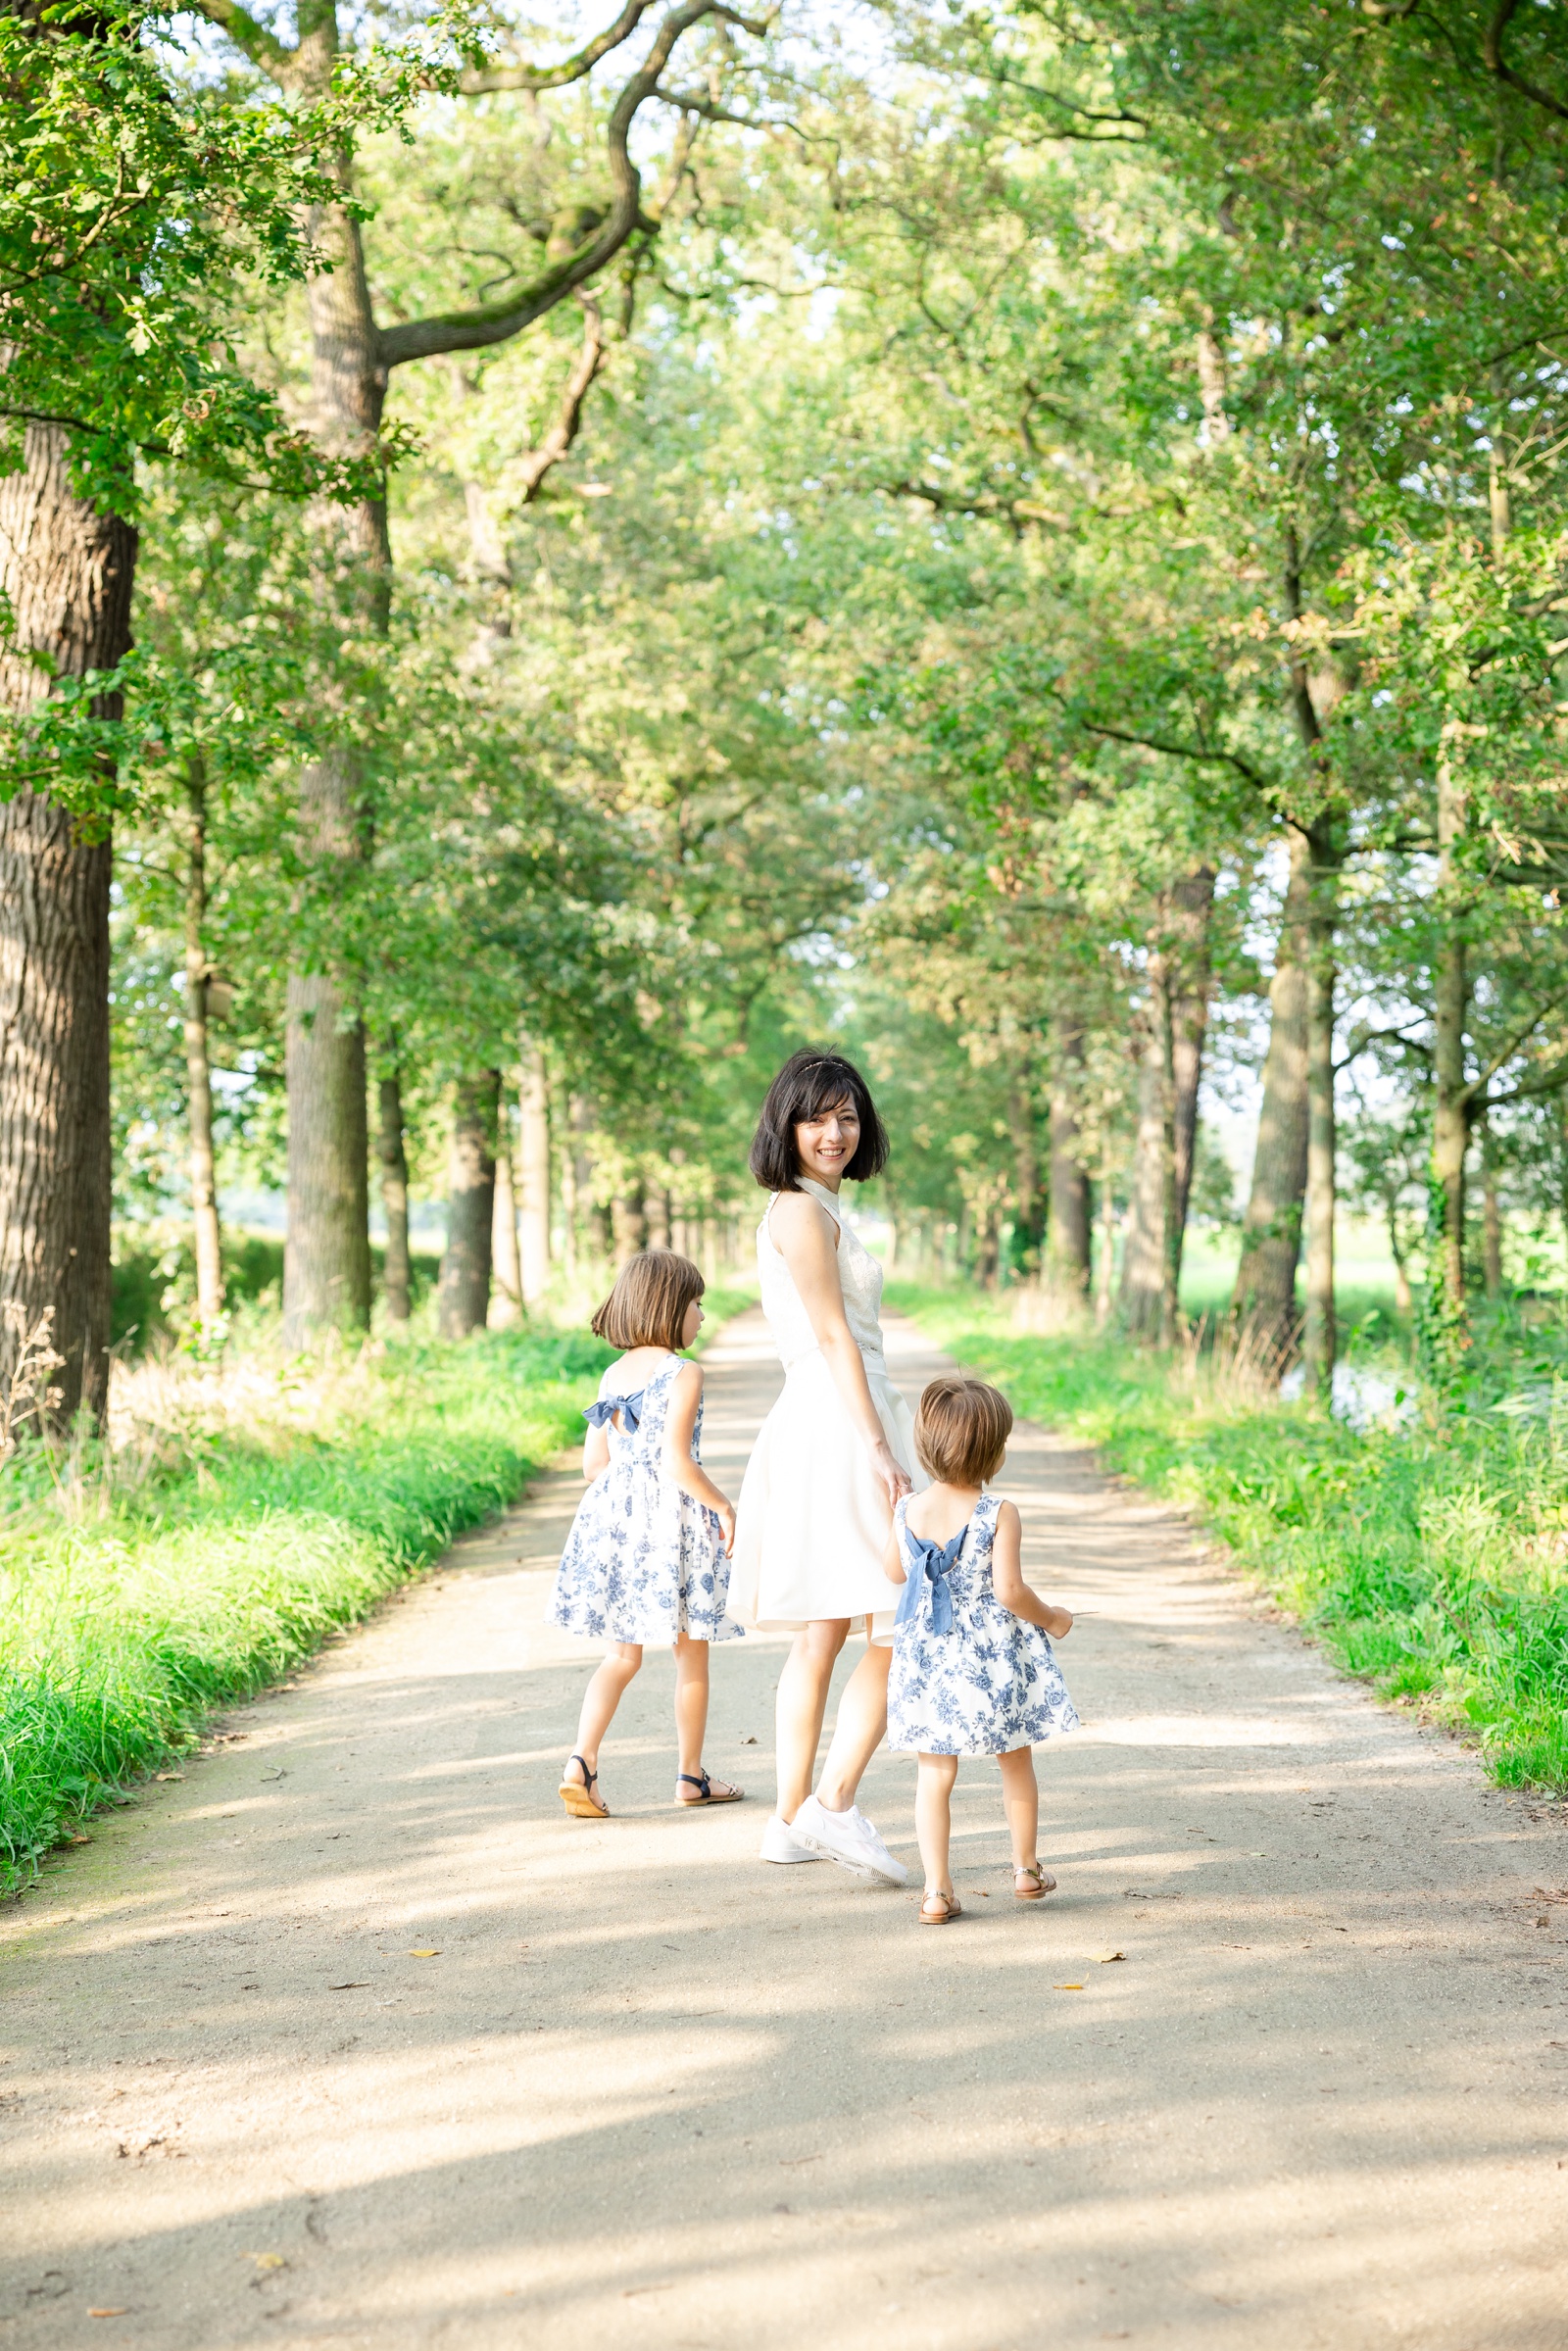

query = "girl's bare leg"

[
  {"left": 566, "top": 1643, "right": 642, "bottom": 1783},
  {"left": 672, "top": 1636, "right": 710, "bottom": 1780},
  {"left": 915, "top": 1752, "right": 959, "bottom": 1894},
  {"left": 815, "top": 1637, "right": 893, "bottom": 1812},
  {"left": 775, "top": 1620, "right": 850, "bottom": 1819},
  {"left": 998, "top": 1744, "right": 1040, "bottom": 1868}
]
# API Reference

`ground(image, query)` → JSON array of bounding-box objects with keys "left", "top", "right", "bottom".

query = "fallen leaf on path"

[
  {"left": 246, "top": 2254, "right": 286, "bottom": 2273},
  {"left": 1054, "top": 1984, "right": 1085, "bottom": 1991},
  {"left": 328, "top": 1982, "right": 368, "bottom": 1991},
  {"left": 87, "top": 2312, "right": 127, "bottom": 2321},
  {"left": 740, "top": 1736, "right": 758, "bottom": 1745},
  {"left": 1093, "top": 1950, "right": 1126, "bottom": 1964},
  {"left": 261, "top": 1770, "right": 287, "bottom": 1783},
  {"left": 409, "top": 1949, "right": 441, "bottom": 1958},
  {"left": 154, "top": 1773, "right": 184, "bottom": 1783}
]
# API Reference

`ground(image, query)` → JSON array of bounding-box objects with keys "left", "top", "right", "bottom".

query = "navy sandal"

[
  {"left": 675, "top": 1769, "right": 744, "bottom": 1806},
  {"left": 560, "top": 1754, "right": 609, "bottom": 1819}
]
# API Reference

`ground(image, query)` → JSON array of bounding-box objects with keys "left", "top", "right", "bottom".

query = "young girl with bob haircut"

[
  {"left": 550, "top": 1249, "right": 744, "bottom": 1818},
  {"left": 732, "top": 1048, "right": 921, "bottom": 1887},
  {"left": 885, "top": 1375, "right": 1079, "bottom": 1925}
]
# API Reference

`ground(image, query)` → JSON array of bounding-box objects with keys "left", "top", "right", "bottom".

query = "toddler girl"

[
  {"left": 885, "top": 1375, "right": 1078, "bottom": 1924},
  {"left": 550, "top": 1249, "right": 745, "bottom": 1818}
]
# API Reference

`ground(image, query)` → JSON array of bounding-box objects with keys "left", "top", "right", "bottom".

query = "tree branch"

[
  {"left": 379, "top": 1, "right": 760, "bottom": 369},
  {"left": 514, "top": 295, "right": 610, "bottom": 504},
  {"left": 1460, "top": 992, "right": 1568, "bottom": 1109},
  {"left": 185, "top": 0, "right": 299, "bottom": 82},
  {"left": 1076, "top": 716, "right": 1273, "bottom": 795},
  {"left": 458, "top": 1, "right": 654, "bottom": 94},
  {"left": 1484, "top": 0, "right": 1568, "bottom": 123}
]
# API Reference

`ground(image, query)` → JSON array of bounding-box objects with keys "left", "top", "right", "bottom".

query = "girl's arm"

[
  {"left": 771, "top": 1191, "right": 911, "bottom": 1512},
  {"left": 662, "top": 1362, "right": 737, "bottom": 1555},
  {"left": 991, "top": 1500, "right": 1073, "bottom": 1637},
  {"left": 582, "top": 1421, "right": 611, "bottom": 1482}
]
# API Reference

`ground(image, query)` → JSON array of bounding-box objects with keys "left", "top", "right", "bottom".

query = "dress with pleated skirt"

[{"left": 730, "top": 1178, "right": 923, "bottom": 1642}]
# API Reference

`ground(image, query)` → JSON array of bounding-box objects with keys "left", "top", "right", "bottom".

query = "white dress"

[
  {"left": 730, "top": 1178, "right": 923, "bottom": 1640},
  {"left": 886, "top": 1493, "right": 1079, "bottom": 1755},
  {"left": 549, "top": 1354, "right": 742, "bottom": 1645}
]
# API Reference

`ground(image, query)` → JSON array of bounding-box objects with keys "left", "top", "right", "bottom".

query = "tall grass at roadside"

[
  {"left": 0, "top": 1329, "right": 613, "bottom": 1889},
  {"left": 890, "top": 1283, "right": 1568, "bottom": 1792}
]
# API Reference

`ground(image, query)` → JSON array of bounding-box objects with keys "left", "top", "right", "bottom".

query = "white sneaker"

[
  {"left": 791, "top": 1793, "right": 908, "bottom": 1886},
  {"left": 760, "top": 1812, "right": 820, "bottom": 1865}
]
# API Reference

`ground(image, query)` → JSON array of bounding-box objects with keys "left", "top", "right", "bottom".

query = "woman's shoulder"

[{"left": 768, "top": 1187, "right": 839, "bottom": 1247}]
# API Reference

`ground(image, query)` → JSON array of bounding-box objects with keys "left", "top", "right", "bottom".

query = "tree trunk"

[
  {"left": 1481, "top": 1125, "right": 1503, "bottom": 1298},
  {"left": 1432, "top": 759, "right": 1470, "bottom": 1314},
  {"left": 182, "top": 757, "right": 224, "bottom": 1325},
  {"left": 1006, "top": 1069, "right": 1045, "bottom": 1278},
  {"left": 374, "top": 1068, "right": 411, "bottom": 1323},
  {"left": 646, "top": 1188, "right": 671, "bottom": 1251},
  {"left": 1119, "top": 871, "right": 1212, "bottom": 1341},
  {"left": 0, "top": 422, "right": 133, "bottom": 1424},
  {"left": 612, "top": 1190, "right": 647, "bottom": 1266},
  {"left": 1096, "top": 1167, "right": 1117, "bottom": 1327},
  {"left": 283, "top": 975, "right": 371, "bottom": 1347},
  {"left": 1046, "top": 1035, "right": 1091, "bottom": 1298},
  {"left": 489, "top": 1139, "right": 522, "bottom": 1327},
  {"left": 1118, "top": 1008, "right": 1168, "bottom": 1338},
  {"left": 282, "top": 125, "right": 392, "bottom": 1340},
  {"left": 437, "top": 1072, "right": 499, "bottom": 1338},
  {"left": 517, "top": 1042, "right": 551, "bottom": 1303},
  {"left": 1231, "top": 829, "right": 1310, "bottom": 1352},
  {"left": 1302, "top": 828, "right": 1340, "bottom": 1396},
  {"left": 1170, "top": 867, "right": 1215, "bottom": 1244}
]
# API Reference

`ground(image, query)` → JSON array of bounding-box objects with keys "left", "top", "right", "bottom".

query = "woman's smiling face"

[{"left": 794, "top": 1094, "right": 860, "bottom": 1189}]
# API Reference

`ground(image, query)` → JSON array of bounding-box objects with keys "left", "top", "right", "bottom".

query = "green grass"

[
  {"left": 0, "top": 1327, "right": 614, "bottom": 1890},
  {"left": 890, "top": 1282, "right": 1568, "bottom": 1792}
]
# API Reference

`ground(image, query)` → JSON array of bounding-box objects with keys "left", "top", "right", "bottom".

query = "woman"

[{"left": 731, "top": 1050, "right": 920, "bottom": 1884}]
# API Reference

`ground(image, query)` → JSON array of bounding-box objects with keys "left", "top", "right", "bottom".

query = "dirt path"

[{"left": 3, "top": 1308, "right": 1567, "bottom": 2351}]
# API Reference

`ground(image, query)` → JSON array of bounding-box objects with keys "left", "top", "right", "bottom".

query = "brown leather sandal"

[
  {"left": 676, "top": 1770, "right": 744, "bottom": 1806},
  {"left": 1014, "top": 1863, "right": 1057, "bottom": 1900},
  {"left": 559, "top": 1755, "right": 609, "bottom": 1819},
  {"left": 918, "top": 1888, "right": 962, "bottom": 1926}
]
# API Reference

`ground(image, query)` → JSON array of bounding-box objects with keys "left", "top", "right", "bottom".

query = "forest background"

[{"left": 4, "top": 0, "right": 1568, "bottom": 1882}]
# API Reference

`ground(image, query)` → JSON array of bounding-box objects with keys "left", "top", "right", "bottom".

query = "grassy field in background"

[
  {"left": 889, "top": 1283, "right": 1568, "bottom": 1793},
  {"left": 0, "top": 1286, "right": 756, "bottom": 1893}
]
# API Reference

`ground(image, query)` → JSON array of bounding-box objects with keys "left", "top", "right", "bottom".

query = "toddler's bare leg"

[
  {"left": 998, "top": 1744, "right": 1039, "bottom": 1868},
  {"left": 775, "top": 1620, "right": 850, "bottom": 1820},
  {"left": 915, "top": 1752, "right": 959, "bottom": 1895},
  {"left": 672, "top": 1635, "right": 710, "bottom": 1780},
  {"left": 568, "top": 1642, "right": 642, "bottom": 1781}
]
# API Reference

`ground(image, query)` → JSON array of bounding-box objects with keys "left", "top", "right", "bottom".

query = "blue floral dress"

[
  {"left": 549, "top": 1354, "right": 742, "bottom": 1646},
  {"left": 886, "top": 1493, "right": 1079, "bottom": 1755}
]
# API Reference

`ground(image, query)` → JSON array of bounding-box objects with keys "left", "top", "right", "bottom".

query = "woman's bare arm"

[
  {"left": 770, "top": 1190, "right": 911, "bottom": 1510},
  {"left": 990, "top": 1499, "right": 1073, "bottom": 1637},
  {"left": 662, "top": 1362, "right": 736, "bottom": 1554}
]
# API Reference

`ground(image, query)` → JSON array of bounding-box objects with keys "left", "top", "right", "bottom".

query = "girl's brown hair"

[
  {"left": 913, "top": 1375, "right": 1013, "bottom": 1488},
  {"left": 590, "top": 1249, "right": 706, "bottom": 1351}
]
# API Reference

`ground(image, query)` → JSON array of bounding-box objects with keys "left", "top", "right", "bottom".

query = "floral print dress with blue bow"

[
  {"left": 886, "top": 1493, "right": 1079, "bottom": 1755},
  {"left": 549, "top": 1353, "right": 742, "bottom": 1645}
]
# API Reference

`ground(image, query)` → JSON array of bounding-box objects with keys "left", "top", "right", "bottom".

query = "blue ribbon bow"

[
  {"left": 584, "top": 1390, "right": 646, "bottom": 1435},
  {"left": 894, "top": 1519, "right": 968, "bottom": 1635}
]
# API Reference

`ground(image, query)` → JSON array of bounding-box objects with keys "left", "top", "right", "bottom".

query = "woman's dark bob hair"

[{"left": 749, "top": 1049, "right": 890, "bottom": 1192}]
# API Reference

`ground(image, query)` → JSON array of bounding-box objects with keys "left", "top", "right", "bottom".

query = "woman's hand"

[{"left": 871, "top": 1438, "right": 912, "bottom": 1511}]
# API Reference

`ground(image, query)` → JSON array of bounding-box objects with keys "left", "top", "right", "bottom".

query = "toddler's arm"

[
  {"left": 662, "top": 1361, "right": 737, "bottom": 1555},
  {"left": 881, "top": 1521, "right": 907, "bottom": 1586},
  {"left": 991, "top": 1499, "right": 1073, "bottom": 1637}
]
